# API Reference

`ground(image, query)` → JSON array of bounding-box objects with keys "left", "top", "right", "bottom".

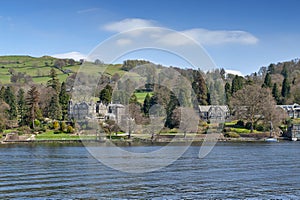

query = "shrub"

[
  {"left": 53, "top": 121, "right": 60, "bottom": 130},
  {"left": 168, "top": 128, "right": 178, "bottom": 133},
  {"left": 60, "top": 122, "right": 67, "bottom": 132},
  {"left": 34, "top": 119, "right": 41, "bottom": 128},
  {"left": 245, "top": 122, "right": 253, "bottom": 130},
  {"left": 255, "top": 124, "right": 265, "bottom": 132},
  {"left": 17, "top": 126, "right": 32, "bottom": 135},
  {"left": 224, "top": 132, "right": 240, "bottom": 138},
  {"left": 66, "top": 125, "right": 74, "bottom": 133},
  {"left": 235, "top": 120, "right": 244, "bottom": 128}
]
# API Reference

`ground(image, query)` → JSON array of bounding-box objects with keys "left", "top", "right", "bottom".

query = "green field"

[
  {"left": 134, "top": 92, "right": 153, "bottom": 103},
  {"left": 35, "top": 130, "right": 97, "bottom": 140},
  {"left": 0, "top": 55, "right": 126, "bottom": 85}
]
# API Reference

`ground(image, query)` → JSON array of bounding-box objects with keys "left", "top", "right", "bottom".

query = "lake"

[{"left": 0, "top": 142, "right": 299, "bottom": 199}]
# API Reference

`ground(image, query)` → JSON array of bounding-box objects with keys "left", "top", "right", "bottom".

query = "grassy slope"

[
  {"left": 0, "top": 56, "right": 152, "bottom": 103},
  {"left": 0, "top": 56, "right": 125, "bottom": 85}
]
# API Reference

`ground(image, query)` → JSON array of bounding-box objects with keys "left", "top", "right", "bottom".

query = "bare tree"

[{"left": 231, "top": 85, "right": 281, "bottom": 132}]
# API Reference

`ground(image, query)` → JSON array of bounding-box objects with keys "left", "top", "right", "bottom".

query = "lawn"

[
  {"left": 35, "top": 131, "right": 81, "bottom": 140},
  {"left": 35, "top": 130, "right": 97, "bottom": 140},
  {"left": 134, "top": 91, "right": 153, "bottom": 103}
]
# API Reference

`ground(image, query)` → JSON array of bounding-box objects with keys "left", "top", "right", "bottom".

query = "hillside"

[{"left": 0, "top": 55, "right": 124, "bottom": 85}]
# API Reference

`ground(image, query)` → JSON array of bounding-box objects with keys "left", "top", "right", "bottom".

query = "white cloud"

[
  {"left": 225, "top": 69, "right": 243, "bottom": 76},
  {"left": 116, "top": 38, "right": 132, "bottom": 46},
  {"left": 103, "top": 18, "right": 258, "bottom": 46},
  {"left": 103, "top": 18, "right": 157, "bottom": 32},
  {"left": 52, "top": 51, "right": 86, "bottom": 60},
  {"left": 183, "top": 29, "right": 258, "bottom": 45}
]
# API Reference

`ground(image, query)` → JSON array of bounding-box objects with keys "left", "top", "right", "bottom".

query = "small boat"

[
  {"left": 265, "top": 121, "right": 278, "bottom": 142},
  {"left": 291, "top": 137, "right": 297, "bottom": 141},
  {"left": 265, "top": 137, "right": 278, "bottom": 142}
]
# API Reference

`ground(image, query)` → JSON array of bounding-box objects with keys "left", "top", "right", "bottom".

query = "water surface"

[{"left": 0, "top": 142, "right": 299, "bottom": 199}]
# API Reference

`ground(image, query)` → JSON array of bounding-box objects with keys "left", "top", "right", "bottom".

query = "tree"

[
  {"left": 281, "top": 64, "right": 288, "bottom": 78},
  {"left": 99, "top": 84, "right": 112, "bottom": 105},
  {"left": 47, "top": 68, "right": 60, "bottom": 93},
  {"left": 26, "top": 86, "right": 40, "bottom": 129},
  {"left": 0, "top": 100, "right": 9, "bottom": 132},
  {"left": 4, "top": 86, "right": 17, "bottom": 120},
  {"left": 220, "top": 68, "right": 226, "bottom": 79},
  {"left": 231, "top": 85, "right": 277, "bottom": 132},
  {"left": 17, "top": 88, "right": 27, "bottom": 126},
  {"left": 192, "top": 70, "right": 208, "bottom": 105},
  {"left": 262, "top": 73, "right": 272, "bottom": 88},
  {"left": 48, "top": 93, "right": 62, "bottom": 120},
  {"left": 143, "top": 93, "right": 151, "bottom": 116},
  {"left": 272, "top": 83, "right": 280, "bottom": 104},
  {"left": 281, "top": 77, "right": 291, "bottom": 98},
  {"left": 268, "top": 63, "right": 275, "bottom": 74},
  {"left": 54, "top": 59, "right": 66, "bottom": 69},
  {"left": 225, "top": 82, "right": 231, "bottom": 104},
  {"left": 59, "top": 82, "right": 70, "bottom": 120},
  {"left": 165, "top": 92, "right": 180, "bottom": 128},
  {"left": 231, "top": 75, "right": 244, "bottom": 94}
]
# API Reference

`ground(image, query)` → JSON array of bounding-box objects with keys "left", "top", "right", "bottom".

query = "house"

[
  {"left": 105, "top": 104, "right": 125, "bottom": 124},
  {"left": 199, "top": 105, "right": 230, "bottom": 121},
  {"left": 277, "top": 103, "right": 300, "bottom": 118},
  {"left": 96, "top": 101, "right": 108, "bottom": 119},
  {"left": 68, "top": 100, "right": 95, "bottom": 120}
]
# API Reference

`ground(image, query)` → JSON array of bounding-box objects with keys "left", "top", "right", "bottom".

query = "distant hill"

[{"left": 0, "top": 55, "right": 123, "bottom": 85}]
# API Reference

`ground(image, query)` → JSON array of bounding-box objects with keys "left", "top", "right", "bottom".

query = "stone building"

[{"left": 199, "top": 105, "right": 230, "bottom": 121}]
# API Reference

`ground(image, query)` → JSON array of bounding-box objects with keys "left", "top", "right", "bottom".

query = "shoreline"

[{"left": 0, "top": 136, "right": 293, "bottom": 146}]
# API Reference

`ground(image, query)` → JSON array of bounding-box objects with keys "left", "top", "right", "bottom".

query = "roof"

[{"left": 199, "top": 105, "right": 229, "bottom": 112}]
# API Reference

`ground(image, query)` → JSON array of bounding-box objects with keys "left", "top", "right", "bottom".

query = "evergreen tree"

[
  {"left": 281, "top": 77, "right": 291, "bottom": 99},
  {"left": 59, "top": 82, "right": 70, "bottom": 120},
  {"left": 262, "top": 73, "right": 272, "bottom": 88},
  {"left": 99, "top": 84, "right": 112, "bottom": 105},
  {"left": 272, "top": 83, "right": 280, "bottom": 104},
  {"left": 4, "top": 86, "right": 17, "bottom": 120},
  {"left": 165, "top": 92, "right": 179, "bottom": 128},
  {"left": 281, "top": 64, "right": 288, "bottom": 78},
  {"left": 220, "top": 68, "right": 226, "bottom": 79},
  {"left": 268, "top": 63, "right": 275, "bottom": 74},
  {"left": 225, "top": 82, "right": 231, "bottom": 104},
  {"left": 47, "top": 68, "right": 60, "bottom": 93},
  {"left": 48, "top": 93, "right": 62, "bottom": 120},
  {"left": 143, "top": 93, "right": 151, "bottom": 116},
  {"left": 192, "top": 70, "right": 208, "bottom": 105},
  {"left": 26, "top": 86, "right": 40, "bottom": 128},
  {"left": 17, "top": 88, "right": 27, "bottom": 125},
  {"left": 231, "top": 75, "right": 244, "bottom": 94}
]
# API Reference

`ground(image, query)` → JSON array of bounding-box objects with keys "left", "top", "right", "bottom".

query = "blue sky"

[{"left": 1, "top": 0, "right": 300, "bottom": 75}]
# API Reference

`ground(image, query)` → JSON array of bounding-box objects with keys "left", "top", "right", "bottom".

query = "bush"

[
  {"left": 245, "top": 122, "right": 253, "bottom": 130},
  {"left": 255, "top": 124, "right": 265, "bottom": 132},
  {"left": 34, "top": 119, "right": 41, "bottom": 128},
  {"left": 53, "top": 121, "right": 60, "bottom": 130},
  {"left": 224, "top": 132, "right": 240, "bottom": 138},
  {"left": 17, "top": 126, "right": 32, "bottom": 135},
  {"left": 168, "top": 128, "right": 178, "bottom": 133},
  {"left": 235, "top": 120, "right": 244, "bottom": 128},
  {"left": 60, "top": 122, "right": 67, "bottom": 132},
  {"left": 66, "top": 125, "right": 74, "bottom": 133}
]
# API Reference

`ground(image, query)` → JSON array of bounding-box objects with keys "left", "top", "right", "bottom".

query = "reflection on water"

[{"left": 0, "top": 142, "right": 299, "bottom": 199}]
